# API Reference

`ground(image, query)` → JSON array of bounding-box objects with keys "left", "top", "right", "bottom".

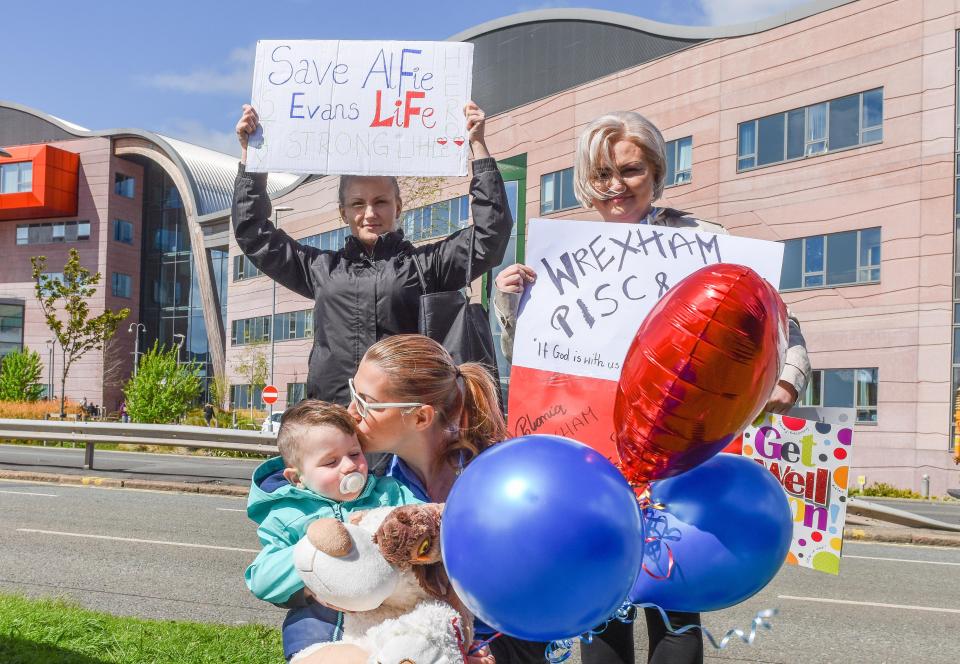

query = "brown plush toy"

[{"left": 373, "top": 503, "right": 474, "bottom": 640}]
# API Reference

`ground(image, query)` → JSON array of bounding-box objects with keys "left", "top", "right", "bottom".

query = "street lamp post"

[
  {"left": 45, "top": 339, "right": 55, "bottom": 400},
  {"left": 269, "top": 206, "right": 294, "bottom": 422},
  {"left": 172, "top": 333, "right": 185, "bottom": 367},
  {"left": 128, "top": 322, "right": 146, "bottom": 377}
]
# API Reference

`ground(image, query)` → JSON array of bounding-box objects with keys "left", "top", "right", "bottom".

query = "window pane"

[
  {"left": 16, "top": 226, "right": 27, "bottom": 245},
  {"left": 738, "top": 156, "right": 755, "bottom": 170},
  {"left": 541, "top": 173, "right": 555, "bottom": 214},
  {"left": 823, "top": 369, "right": 855, "bottom": 408},
  {"left": 560, "top": 168, "right": 578, "bottom": 209},
  {"left": 829, "top": 93, "right": 860, "bottom": 151},
  {"left": 955, "top": 328, "right": 960, "bottom": 363},
  {"left": 666, "top": 140, "right": 677, "bottom": 186},
  {"left": 862, "top": 89, "right": 883, "bottom": 128},
  {"left": 78, "top": 221, "right": 90, "bottom": 240},
  {"left": 861, "top": 127, "right": 882, "bottom": 143},
  {"left": 757, "top": 114, "right": 786, "bottom": 166},
  {"left": 805, "top": 236, "right": 824, "bottom": 273},
  {"left": 806, "top": 103, "right": 827, "bottom": 155},
  {"left": 780, "top": 239, "right": 803, "bottom": 290},
  {"left": 737, "top": 121, "right": 756, "bottom": 158},
  {"left": 676, "top": 137, "right": 692, "bottom": 183},
  {"left": 787, "top": 109, "right": 805, "bottom": 160},
  {"left": 1, "top": 164, "right": 18, "bottom": 193},
  {"left": 858, "top": 227, "right": 881, "bottom": 277},
  {"left": 826, "top": 230, "right": 858, "bottom": 285}
]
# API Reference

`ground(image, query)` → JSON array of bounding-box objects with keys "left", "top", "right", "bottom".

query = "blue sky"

[{"left": 2, "top": 0, "right": 805, "bottom": 154}]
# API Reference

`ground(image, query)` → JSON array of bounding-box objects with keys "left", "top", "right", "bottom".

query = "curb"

[
  {"left": 0, "top": 469, "right": 248, "bottom": 496},
  {"left": 843, "top": 526, "right": 960, "bottom": 548}
]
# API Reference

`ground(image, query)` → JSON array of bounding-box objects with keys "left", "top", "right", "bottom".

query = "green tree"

[
  {"left": 123, "top": 341, "right": 203, "bottom": 423},
  {"left": 233, "top": 341, "right": 269, "bottom": 422},
  {"left": 31, "top": 249, "right": 130, "bottom": 416},
  {"left": 0, "top": 347, "right": 45, "bottom": 402}
]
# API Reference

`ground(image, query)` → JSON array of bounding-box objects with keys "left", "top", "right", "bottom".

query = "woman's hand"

[
  {"left": 235, "top": 104, "right": 259, "bottom": 164},
  {"left": 464, "top": 101, "right": 490, "bottom": 159},
  {"left": 765, "top": 380, "right": 799, "bottom": 414},
  {"left": 466, "top": 644, "right": 496, "bottom": 664},
  {"left": 495, "top": 264, "right": 536, "bottom": 294}
]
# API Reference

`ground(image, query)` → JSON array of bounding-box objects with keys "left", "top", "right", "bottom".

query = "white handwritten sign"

[
  {"left": 247, "top": 40, "right": 473, "bottom": 176},
  {"left": 507, "top": 218, "right": 784, "bottom": 459}
]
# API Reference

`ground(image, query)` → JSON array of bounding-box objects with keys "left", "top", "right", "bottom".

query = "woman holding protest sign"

[
  {"left": 493, "top": 111, "right": 811, "bottom": 664},
  {"left": 232, "top": 100, "right": 511, "bottom": 414}
]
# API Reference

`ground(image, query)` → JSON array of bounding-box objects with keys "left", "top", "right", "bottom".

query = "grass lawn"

[{"left": 0, "top": 593, "right": 282, "bottom": 664}]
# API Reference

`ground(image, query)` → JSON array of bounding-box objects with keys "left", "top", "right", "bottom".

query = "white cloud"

[
  {"left": 162, "top": 119, "right": 241, "bottom": 156},
  {"left": 139, "top": 45, "right": 255, "bottom": 95},
  {"left": 697, "top": 0, "right": 808, "bottom": 25}
]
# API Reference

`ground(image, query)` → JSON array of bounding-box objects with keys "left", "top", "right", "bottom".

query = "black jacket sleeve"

[
  {"left": 421, "top": 157, "right": 513, "bottom": 291},
  {"left": 232, "top": 165, "right": 319, "bottom": 300}
]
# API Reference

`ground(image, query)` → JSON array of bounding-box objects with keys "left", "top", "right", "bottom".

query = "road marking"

[
  {"left": 0, "top": 489, "right": 58, "bottom": 497},
  {"left": 846, "top": 554, "right": 960, "bottom": 567},
  {"left": 848, "top": 540, "right": 960, "bottom": 552},
  {"left": 216, "top": 508, "right": 246, "bottom": 512},
  {"left": 17, "top": 528, "right": 258, "bottom": 553},
  {"left": 778, "top": 595, "right": 960, "bottom": 614}
]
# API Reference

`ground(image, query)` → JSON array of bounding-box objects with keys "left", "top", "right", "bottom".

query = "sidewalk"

[{"left": 844, "top": 514, "right": 960, "bottom": 547}]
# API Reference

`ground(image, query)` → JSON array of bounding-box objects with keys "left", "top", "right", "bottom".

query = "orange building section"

[{"left": 0, "top": 144, "right": 79, "bottom": 221}]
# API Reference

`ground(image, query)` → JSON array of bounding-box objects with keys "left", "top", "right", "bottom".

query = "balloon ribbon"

[
  {"left": 544, "top": 604, "right": 778, "bottom": 664},
  {"left": 638, "top": 497, "right": 675, "bottom": 580}
]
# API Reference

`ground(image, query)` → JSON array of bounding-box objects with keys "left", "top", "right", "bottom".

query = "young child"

[{"left": 245, "top": 399, "right": 420, "bottom": 662}]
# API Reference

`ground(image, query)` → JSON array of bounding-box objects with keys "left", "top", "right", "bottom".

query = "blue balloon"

[
  {"left": 630, "top": 453, "right": 791, "bottom": 613},
  {"left": 442, "top": 435, "right": 643, "bottom": 641}
]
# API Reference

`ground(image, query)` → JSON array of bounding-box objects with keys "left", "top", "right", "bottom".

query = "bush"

[
  {"left": 0, "top": 399, "right": 83, "bottom": 419},
  {"left": 0, "top": 347, "right": 45, "bottom": 402},
  {"left": 123, "top": 342, "right": 202, "bottom": 424},
  {"left": 849, "top": 482, "right": 923, "bottom": 499}
]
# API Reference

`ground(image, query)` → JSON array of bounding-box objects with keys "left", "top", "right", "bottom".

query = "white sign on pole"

[{"left": 247, "top": 40, "right": 474, "bottom": 176}]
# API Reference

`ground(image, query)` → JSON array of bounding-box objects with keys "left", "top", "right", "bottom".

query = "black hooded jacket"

[{"left": 231, "top": 157, "right": 512, "bottom": 405}]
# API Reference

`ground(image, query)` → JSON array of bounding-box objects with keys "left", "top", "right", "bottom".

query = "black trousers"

[
  {"left": 489, "top": 635, "right": 549, "bottom": 663},
  {"left": 580, "top": 608, "right": 703, "bottom": 664}
]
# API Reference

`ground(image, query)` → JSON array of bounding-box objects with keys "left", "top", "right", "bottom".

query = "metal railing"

[{"left": 0, "top": 419, "right": 278, "bottom": 470}]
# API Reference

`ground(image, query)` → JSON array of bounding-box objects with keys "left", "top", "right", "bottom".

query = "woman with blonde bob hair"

[
  {"left": 297, "top": 334, "right": 548, "bottom": 664},
  {"left": 493, "top": 111, "right": 811, "bottom": 664}
]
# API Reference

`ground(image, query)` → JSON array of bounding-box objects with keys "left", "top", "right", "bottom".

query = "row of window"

[
  {"left": 1, "top": 162, "right": 32, "bottom": 194},
  {"left": 401, "top": 195, "right": 470, "bottom": 242},
  {"left": 0, "top": 303, "right": 24, "bottom": 359},
  {"left": 302, "top": 226, "right": 350, "bottom": 252},
  {"left": 800, "top": 368, "right": 878, "bottom": 424},
  {"left": 16, "top": 221, "right": 90, "bottom": 245},
  {"left": 781, "top": 227, "right": 880, "bottom": 291},
  {"left": 738, "top": 89, "right": 882, "bottom": 170},
  {"left": 231, "top": 309, "right": 314, "bottom": 346}
]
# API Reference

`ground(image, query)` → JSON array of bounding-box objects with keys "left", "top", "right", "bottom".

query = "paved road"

[
  {"left": 0, "top": 443, "right": 260, "bottom": 486},
  {"left": 1, "top": 479, "right": 958, "bottom": 663},
  {"left": 876, "top": 498, "right": 960, "bottom": 526}
]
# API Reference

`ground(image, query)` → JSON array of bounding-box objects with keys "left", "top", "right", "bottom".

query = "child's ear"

[{"left": 282, "top": 467, "right": 303, "bottom": 487}]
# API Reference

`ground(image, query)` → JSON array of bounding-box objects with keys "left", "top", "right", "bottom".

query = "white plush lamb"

[{"left": 293, "top": 504, "right": 472, "bottom": 664}]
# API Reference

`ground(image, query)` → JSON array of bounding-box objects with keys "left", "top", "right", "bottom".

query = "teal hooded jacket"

[{"left": 245, "top": 456, "right": 421, "bottom": 605}]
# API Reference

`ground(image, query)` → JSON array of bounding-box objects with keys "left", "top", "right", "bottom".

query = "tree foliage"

[
  {"left": 31, "top": 248, "right": 129, "bottom": 415},
  {"left": 0, "top": 347, "right": 45, "bottom": 402},
  {"left": 233, "top": 342, "right": 269, "bottom": 419},
  {"left": 123, "top": 341, "right": 203, "bottom": 424}
]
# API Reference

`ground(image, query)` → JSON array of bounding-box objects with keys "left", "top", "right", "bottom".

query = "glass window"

[
  {"left": 801, "top": 370, "right": 823, "bottom": 407},
  {"left": 0, "top": 303, "right": 24, "bottom": 358},
  {"left": 826, "top": 230, "right": 858, "bottom": 285},
  {"left": 823, "top": 368, "right": 855, "bottom": 408},
  {"left": 757, "top": 114, "right": 785, "bottom": 166},
  {"left": 829, "top": 93, "right": 861, "bottom": 152},
  {"left": 113, "top": 220, "right": 133, "bottom": 244},
  {"left": 115, "top": 173, "right": 136, "bottom": 198},
  {"left": 780, "top": 239, "right": 803, "bottom": 290},
  {"left": 540, "top": 168, "right": 579, "bottom": 214},
  {"left": 15, "top": 226, "right": 28, "bottom": 245},
  {"left": 806, "top": 103, "right": 828, "bottom": 156},
  {"left": 855, "top": 368, "right": 878, "bottom": 423},
  {"left": 288, "top": 383, "right": 307, "bottom": 405},
  {"left": 737, "top": 121, "right": 757, "bottom": 170},
  {"left": 0, "top": 162, "right": 32, "bottom": 193},
  {"left": 665, "top": 137, "right": 693, "bottom": 187},
  {"left": 858, "top": 227, "right": 881, "bottom": 282},
  {"left": 861, "top": 88, "right": 883, "bottom": 143},
  {"left": 804, "top": 236, "right": 825, "bottom": 287},
  {"left": 786, "top": 109, "right": 805, "bottom": 160},
  {"left": 112, "top": 272, "right": 132, "bottom": 298}
]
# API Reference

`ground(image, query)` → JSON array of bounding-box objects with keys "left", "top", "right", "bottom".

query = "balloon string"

[
  {"left": 639, "top": 500, "right": 675, "bottom": 580},
  {"left": 544, "top": 603, "right": 778, "bottom": 664},
  {"left": 467, "top": 632, "right": 502, "bottom": 656}
]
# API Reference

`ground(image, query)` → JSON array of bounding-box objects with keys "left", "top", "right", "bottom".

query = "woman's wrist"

[{"left": 470, "top": 139, "right": 491, "bottom": 160}]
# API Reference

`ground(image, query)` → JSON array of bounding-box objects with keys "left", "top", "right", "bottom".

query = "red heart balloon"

[{"left": 614, "top": 263, "right": 787, "bottom": 486}]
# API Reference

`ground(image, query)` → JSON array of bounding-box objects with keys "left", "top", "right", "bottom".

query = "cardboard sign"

[
  {"left": 741, "top": 407, "right": 856, "bottom": 575},
  {"left": 506, "top": 218, "right": 784, "bottom": 461},
  {"left": 247, "top": 40, "right": 473, "bottom": 176}
]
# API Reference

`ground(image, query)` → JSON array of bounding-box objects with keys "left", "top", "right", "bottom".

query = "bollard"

[{"left": 921, "top": 474, "right": 930, "bottom": 499}]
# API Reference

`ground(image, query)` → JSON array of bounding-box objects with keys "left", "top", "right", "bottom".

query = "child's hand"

[{"left": 466, "top": 644, "right": 496, "bottom": 664}]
